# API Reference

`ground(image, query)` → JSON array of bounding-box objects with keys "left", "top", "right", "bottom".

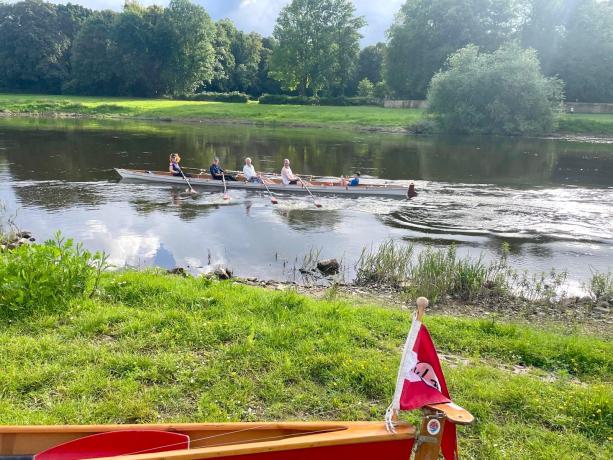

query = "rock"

[
  {"left": 16, "top": 231, "right": 32, "bottom": 239},
  {"left": 214, "top": 265, "right": 233, "bottom": 280},
  {"left": 317, "top": 258, "right": 340, "bottom": 275},
  {"left": 167, "top": 267, "right": 186, "bottom": 276},
  {"left": 29, "top": 237, "right": 36, "bottom": 242}
]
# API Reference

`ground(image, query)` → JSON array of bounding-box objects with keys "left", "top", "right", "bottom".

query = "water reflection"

[{"left": 1, "top": 117, "right": 612, "bottom": 288}]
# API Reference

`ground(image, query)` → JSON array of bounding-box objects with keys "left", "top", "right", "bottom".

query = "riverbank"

[
  {"left": 0, "top": 267, "right": 610, "bottom": 459},
  {"left": 2, "top": 93, "right": 613, "bottom": 136}
]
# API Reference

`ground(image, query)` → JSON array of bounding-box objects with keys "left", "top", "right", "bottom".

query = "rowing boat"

[
  {"left": 0, "top": 298, "right": 473, "bottom": 459},
  {"left": 114, "top": 169, "right": 410, "bottom": 198}
]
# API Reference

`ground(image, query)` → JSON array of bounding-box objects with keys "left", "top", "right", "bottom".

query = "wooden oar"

[
  {"left": 298, "top": 177, "right": 322, "bottom": 208},
  {"left": 221, "top": 173, "right": 230, "bottom": 200},
  {"left": 261, "top": 177, "right": 278, "bottom": 204},
  {"left": 177, "top": 165, "right": 197, "bottom": 195}
]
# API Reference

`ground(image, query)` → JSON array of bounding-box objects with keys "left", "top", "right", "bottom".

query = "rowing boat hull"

[
  {"left": 114, "top": 169, "right": 409, "bottom": 198},
  {"left": 0, "top": 422, "right": 415, "bottom": 459}
]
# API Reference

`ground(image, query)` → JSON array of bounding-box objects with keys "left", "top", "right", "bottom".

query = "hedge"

[
  {"left": 176, "top": 92, "right": 249, "bottom": 103},
  {"left": 258, "top": 94, "right": 382, "bottom": 106}
]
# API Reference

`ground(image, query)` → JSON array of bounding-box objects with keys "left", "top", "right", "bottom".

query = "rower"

[
  {"left": 348, "top": 171, "right": 360, "bottom": 186},
  {"left": 210, "top": 157, "right": 237, "bottom": 181},
  {"left": 407, "top": 181, "right": 417, "bottom": 199},
  {"left": 169, "top": 153, "right": 190, "bottom": 177},
  {"left": 281, "top": 159, "right": 299, "bottom": 185},
  {"left": 243, "top": 157, "right": 262, "bottom": 183}
]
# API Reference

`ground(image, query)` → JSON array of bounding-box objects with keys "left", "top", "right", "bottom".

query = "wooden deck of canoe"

[{"left": 114, "top": 169, "right": 410, "bottom": 198}]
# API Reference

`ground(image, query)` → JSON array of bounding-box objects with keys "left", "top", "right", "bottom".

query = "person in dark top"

[
  {"left": 407, "top": 181, "right": 418, "bottom": 199},
  {"left": 210, "top": 157, "right": 237, "bottom": 181},
  {"left": 169, "top": 153, "right": 190, "bottom": 177},
  {"left": 348, "top": 171, "right": 361, "bottom": 186}
]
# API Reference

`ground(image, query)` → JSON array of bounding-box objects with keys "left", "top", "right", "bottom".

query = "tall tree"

[
  {"left": 253, "top": 37, "right": 282, "bottom": 96},
  {"left": 208, "top": 20, "right": 262, "bottom": 94},
  {"left": 356, "top": 43, "right": 385, "bottom": 84},
  {"left": 0, "top": 0, "right": 90, "bottom": 93},
  {"left": 549, "top": 0, "right": 613, "bottom": 102},
  {"left": 158, "top": 0, "right": 216, "bottom": 96},
  {"left": 68, "top": 11, "right": 119, "bottom": 95},
  {"left": 270, "top": 0, "right": 365, "bottom": 96},
  {"left": 386, "top": 0, "right": 518, "bottom": 99}
]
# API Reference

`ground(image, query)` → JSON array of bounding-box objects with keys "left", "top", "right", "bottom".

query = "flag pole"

[{"left": 385, "top": 296, "right": 430, "bottom": 432}]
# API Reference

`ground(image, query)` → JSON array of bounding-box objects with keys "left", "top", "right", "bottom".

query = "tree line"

[{"left": 0, "top": 0, "right": 612, "bottom": 102}]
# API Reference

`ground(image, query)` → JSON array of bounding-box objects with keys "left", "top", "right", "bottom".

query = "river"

[{"left": 1, "top": 117, "right": 612, "bottom": 292}]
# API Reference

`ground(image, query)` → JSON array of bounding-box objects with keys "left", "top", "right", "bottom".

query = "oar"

[
  {"left": 298, "top": 177, "right": 322, "bottom": 208},
  {"left": 261, "top": 177, "right": 278, "bottom": 204},
  {"left": 178, "top": 165, "right": 197, "bottom": 195},
  {"left": 221, "top": 172, "right": 230, "bottom": 200}
]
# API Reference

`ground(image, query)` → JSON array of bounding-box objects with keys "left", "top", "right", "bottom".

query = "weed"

[
  {"left": 584, "top": 269, "right": 613, "bottom": 302},
  {"left": 355, "top": 240, "right": 413, "bottom": 287}
]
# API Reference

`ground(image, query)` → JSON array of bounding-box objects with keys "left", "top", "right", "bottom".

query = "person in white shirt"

[
  {"left": 243, "top": 157, "right": 262, "bottom": 183},
  {"left": 281, "top": 158, "right": 299, "bottom": 185}
]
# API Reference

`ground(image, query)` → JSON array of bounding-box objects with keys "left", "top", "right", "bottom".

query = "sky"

[{"left": 45, "top": 0, "right": 405, "bottom": 46}]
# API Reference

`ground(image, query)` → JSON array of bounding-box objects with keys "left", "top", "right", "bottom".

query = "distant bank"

[{"left": 1, "top": 93, "right": 612, "bottom": 137}]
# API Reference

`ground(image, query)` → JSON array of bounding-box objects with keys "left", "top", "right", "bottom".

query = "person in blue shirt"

[
  {"left": 210, "top": 157, "right": 237, "bottom": 181},
  {"left": 348, "top": 171, "right": 360, "bottom": 186}
]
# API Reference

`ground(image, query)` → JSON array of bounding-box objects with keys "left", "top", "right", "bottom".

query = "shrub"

[
  {"left": 372, "top": 81, "right": 388, "bottom": 99},
  {"left": 584, "top": 270, "right": 613, "bottom": 302},
  {"left": 427, "top": 43, "right": 564, "bottom": 135},
  {"left": 176, "top": 92, "right": 249, "bottom": 103},
  {"left": 357, "top": 78, "right": 374, "bottom": 97},
  {"left": 258, "top": 94, "right": 381, "bottom": 106},
  {"left": 0, "top": 233, "right": 106, "bottom": 319}
]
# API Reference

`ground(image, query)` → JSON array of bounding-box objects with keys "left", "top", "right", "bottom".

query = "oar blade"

[{"left": 271, "top": 196, "right": 278, "bottom": 204}]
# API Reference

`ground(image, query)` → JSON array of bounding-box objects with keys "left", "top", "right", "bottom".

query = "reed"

[
  {"left": 584, "top": 269, "right": 613, "bottom": 302},
  {"left": 355, "top": 240, "right": 414, "bottom": 287}
]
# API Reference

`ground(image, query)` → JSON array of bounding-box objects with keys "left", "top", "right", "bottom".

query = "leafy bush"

[
  {"left": 258, "top": 94, "right": 381, "bottom": 106},
  {"left": 427, "top": 43, "right": 564, "bottom": 135},
  {"left": 372, "top": 81, "right": 388, "bottom": 99},
  {"left": 584, "top": 270, "right": 613, "bottom": 302},
  {"left": 357, "top": 78, "right": 374, "bottom": 97},
  {"left": 176, "top": 92, "right": 249, "bottom": 103},
  {"left": 0, "top": 233, "right": 106, "bottom": 319}
]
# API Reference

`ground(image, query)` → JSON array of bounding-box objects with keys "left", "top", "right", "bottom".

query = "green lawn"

[
  {"left": 0, "top": 270, "right": 610, "bottom": 459},
  {"left": 558, "top": 113, "right": 613, "bottom": 135},
  {"left": 0, "top": 93, "right": 424, "bottom": 130}
]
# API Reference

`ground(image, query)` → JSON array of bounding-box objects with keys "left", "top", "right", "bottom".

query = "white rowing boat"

[{"left": 115, "top": 169, "right": 411, "bottom": 198}]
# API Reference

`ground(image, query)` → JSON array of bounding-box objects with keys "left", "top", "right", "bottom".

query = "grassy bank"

[
  {"left": 0, "top": 269, "right": 611, "bottom": 459},
  {"left": 0, "top": 93, "right": 423, "bottom": 131},
  {"left": 3, "top": 93, "right": 613, "bottom": 135}
]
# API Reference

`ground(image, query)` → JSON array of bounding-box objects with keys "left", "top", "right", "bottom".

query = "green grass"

[
  {"left": 2, "top": 93, "right": 613, "bottom": 136},
  {"left": 558, "top": 113, "right": 613, "bottom": 135},
  {"left": 0, "top": 93, "right": 424, "bottom": 131},
  {"left": 0, "top": 270, "right": 610, "bottom": 459}
]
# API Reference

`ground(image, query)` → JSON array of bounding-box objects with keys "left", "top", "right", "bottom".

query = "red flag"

[{"left": 387, "top": 319, "right": 458, "bottom": 460}]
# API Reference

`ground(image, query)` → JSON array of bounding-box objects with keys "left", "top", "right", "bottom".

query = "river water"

[{"left": 1, "top": 118, "right": 612, "bottom": 291}]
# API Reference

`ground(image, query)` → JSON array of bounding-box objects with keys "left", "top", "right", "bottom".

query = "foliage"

[
  {"left": 270, "top": 0, "right": 365, "bottom": 96},
  {"left": 550, "top": 0, "right": 613, "bottom": 103},
  {"left": 385, "top": 0, "right": 518, "bottom": 99},
  {"left": 372, "top": 81, "right": 388, "bottom": 99},
  {"left": 584, "top": 270, "right": 613, "bottom": 302},
  {"left": 176, "top": 92, "right": 249, "bottom": 103},
  {"left": 258, "top": 94, "right": 381, "bottom": 106},
  {"left": 355, "top": 43, "right": 385, "bottom": 85},
  {"left": 0, "top": 0, "right": 91, "bottom": 93},
  {"left": 356, "top": 78, "right": 374, "bottom": 97},
  {"left": 209, "top": 19, "right": 263, "bottom": 95},
  {"left": 521, "top": 0, "right": 613, "bottom": 103},
  {"left": 427, "top": 44, "right": 564, "bottom": 135},
  {"left": 0, "top": 270, "right": 610, "bottom": 459},
  {"left": 0, "top": 233, "right": 106, "bottom": 320}
]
